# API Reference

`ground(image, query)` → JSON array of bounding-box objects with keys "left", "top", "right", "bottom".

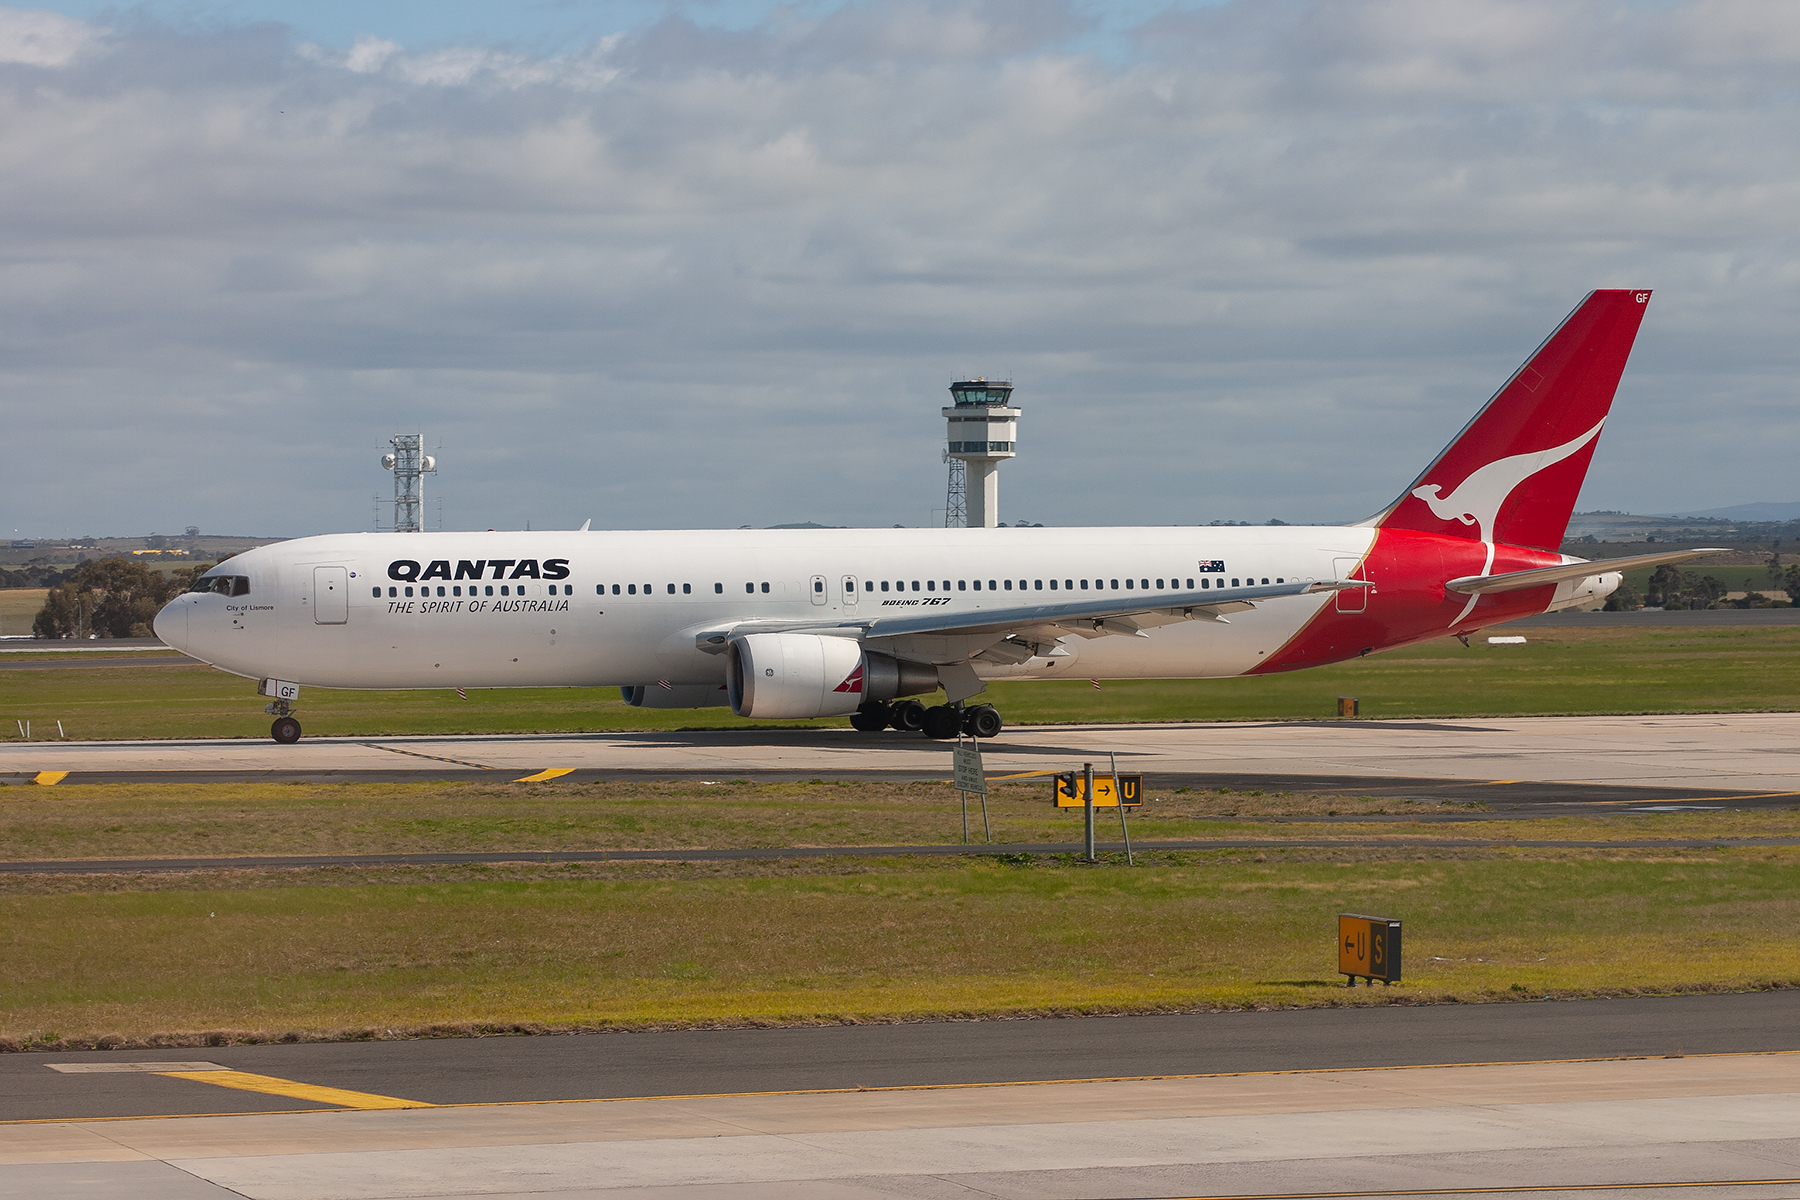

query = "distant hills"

[{"left": 1651, "top": 502, "right": 1800, "bottom": 522}]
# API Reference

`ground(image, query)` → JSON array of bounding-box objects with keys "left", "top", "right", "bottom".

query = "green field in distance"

[{"left": 3, "top": 623, "right": 1798, "bottom": 740}]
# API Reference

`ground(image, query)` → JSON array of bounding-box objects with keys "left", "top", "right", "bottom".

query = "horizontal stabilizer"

[{"left": 1445, "top": 549, "right": 1729, "bottom": 596}]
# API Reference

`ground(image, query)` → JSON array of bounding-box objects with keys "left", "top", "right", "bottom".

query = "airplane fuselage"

[{"left": 156, "top": 524, "right": 1605, "bottom": 694}]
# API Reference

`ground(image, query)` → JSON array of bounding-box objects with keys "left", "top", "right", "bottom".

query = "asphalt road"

[{"left": 7, "top": 990, "right": 1795, "bottom": 1122}]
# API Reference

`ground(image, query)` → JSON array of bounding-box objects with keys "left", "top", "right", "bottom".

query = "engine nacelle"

[
  {"left": 726, "top": 634, "right": 938, "bottom": 719},
  {"left": 621, "top": 683, "right": 731, "bottom": 709}
]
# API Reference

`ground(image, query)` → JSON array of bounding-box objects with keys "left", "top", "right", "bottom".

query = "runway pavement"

[
  {"left": 6, "top": 713, "right": 1800, "bottom": 802},
  {"left": 6, "top": 993, "right": 1800, "bottom": 1198}
]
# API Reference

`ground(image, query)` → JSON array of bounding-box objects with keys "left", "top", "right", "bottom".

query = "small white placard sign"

[{"left": 952, "top": 742, "right": 986, "bottom": 794}]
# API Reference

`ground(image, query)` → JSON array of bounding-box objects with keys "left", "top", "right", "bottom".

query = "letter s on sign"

[
  {"left": 388, "top": 560, "right": 421, "bottom": 582},
  {"left": 542, "top": 558, "right": 571, "bottom": 580}
]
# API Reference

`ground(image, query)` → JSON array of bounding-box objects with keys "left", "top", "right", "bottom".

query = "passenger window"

[
  {"left": 502, "top": 585, "right": 511, "bottom": 595},
  {"left": 628, "top": 584, "right": 636, "bottom": 595},
  {"left": 437, "top": 586, "right": 446, "bottom": 597},
  {"left": 972, "top": 580, "right": 981, "bottom": 590},
  {"left": 612, "top": 585, "right": 620, "bottom": 595},
  {"left": 667, "top": 584, "right": 676, "bottom": 594},
  {"left": 1262, "top": 578, "right": 1269, "bottom": 585},
  {"left": 1125, "top": 579, "right": 1133, "bottom": 590},
  {"left": 1080, "top": 580, "right": 1088, "bottom": 590},
  {"left": 1276, "top": 578, "right": 1283, "bottom": 584},
  {"left": 988, "top": 580, "right": 997, "bottom": 590},
  {"left": 388, "top": 587, "right": 398, "bottom": 598},
  {"left": 644, "top": 583, "right": 652, "bottom": 593},
  {"left": 1035, "top": 580, "right": 1043, "bottom": 590},
  {"left": 714, "top": 583, "right": 723, "bottom": 594},
  {"left": 1110, "top": 579, "right": 1119, "bottom": 589},
  {"left": 761, "top": 582, "right": 770, "bottom": 593},
  {"left": 814, "top": 580, "right": 824, "bottom": 593},
  {"left": 1187, "top": 578, "right": 1194, "bottom": 588},
  {"left": 959, "top": 580, "right": 967, "bottom": 591},
  {"left": 485, "top": 585, "right": 494, "bottom": 596},
  {"left": 1232, "top": 578, "right": 1240, "bottom": 587},
  {"left": 1201, "top": 578, "right": 1210, "bottom": 589},
  {"left": 1049, "top": 579, "right": 1057, "bottom": 590},
  {"left": 865, "top": 580, "right": 875, "bottom": 591},
  {"left": 405, "top": 586, "right": 414, "bottom": 597},
  {"left": 372, "top": 587, "right": 381, "bottom": 598},
  {"left": 684, "top": 583, "right": 692, "bottom": 594},
  {"left": 881, "top": 581, "right": 890, "bottom": 592},
  {"left": 911, "top": 581, "right": 919, "bottom": 591},
  {"left": 1004, "top": 580, "right": 1013, "bottom": 590},
  {"left": 597, "top": 585, "right": 604, "bottom": 595},
  {"left": 1065, "top": 580, "right": 1072, "bottom": 589},
  {"left": 1141, "top": 579, "right": 1148, "bottom": 589},
  {"left": 746, "top": 583, "right": 754, "bottom": 593}
]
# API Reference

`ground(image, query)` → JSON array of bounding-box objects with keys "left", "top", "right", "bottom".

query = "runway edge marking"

[{"left": 10, "top": 1048, "right": 1794, "bottom": 1126}]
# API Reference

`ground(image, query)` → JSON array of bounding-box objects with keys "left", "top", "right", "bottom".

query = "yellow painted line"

[
  {"left": 1149, "top": 1181, "right": 1800, "bottom": 1199},
  {"left": 156, "top": 1070, "right": 433, "bottom": 1110},
  {"left": 514, "top": 767, "right": 575, "bottom": 783},
  {"left": 32, "top": 771, "right": 68, "bottom": 785},
  {"left": 988, "top": 769, "right": 1063, "bottom": 781},
  {"left": 12, "top": 1048, "right": 1795, "bottom": 1126}
]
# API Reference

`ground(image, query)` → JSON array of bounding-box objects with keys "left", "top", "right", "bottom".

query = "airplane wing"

[
  {"left": 1445, "top": 549, "right": 1729, "bottom": 596},
  {"left": 844, "top": 578, "right": 1356, "bottom": 641},
  {"left": 686, "top": 578, "right": 1359, "bottom": 658}
]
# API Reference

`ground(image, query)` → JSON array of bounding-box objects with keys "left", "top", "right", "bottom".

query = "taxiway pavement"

[
  {"left": 5, "top": 712, "right": 1799, "bottom": 799},
  {"left": 6, "top": 994, "right": 1799, "bottom": 1199}
]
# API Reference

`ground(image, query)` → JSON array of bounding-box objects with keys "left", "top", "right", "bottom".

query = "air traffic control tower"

[{"left": 943, "top": 379, "right": 1018, "bottom": 528}]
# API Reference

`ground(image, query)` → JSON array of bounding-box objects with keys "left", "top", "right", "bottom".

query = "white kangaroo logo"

[
  {"left": 1410, "top": 418, "right": 1606, "bottom": 546},
  {"left": 1410, "top": 417, "right": 1606, "bottom": 627}
]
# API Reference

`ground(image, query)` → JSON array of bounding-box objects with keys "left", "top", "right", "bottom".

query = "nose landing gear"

[{"left": 259, "top": 679, "right": 303, "bottom": 743}]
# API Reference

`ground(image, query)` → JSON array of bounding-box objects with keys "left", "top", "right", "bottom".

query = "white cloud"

[
  {"left": 1, "top": 0, "right": 1797, "bottom": 538},
  {"left": 0, "top": 5, "right": 98, "bottom": 66}
]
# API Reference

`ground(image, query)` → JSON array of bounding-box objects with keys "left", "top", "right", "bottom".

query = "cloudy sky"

[{"left": 3, "top": 0, "right": 1796, "bottom": 538}]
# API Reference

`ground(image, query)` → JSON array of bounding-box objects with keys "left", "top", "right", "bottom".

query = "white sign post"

[{"left": 953, "top": 738, "right": 990, "bottom": 844}]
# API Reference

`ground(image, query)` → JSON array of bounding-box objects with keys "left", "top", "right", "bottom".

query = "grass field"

[
  {"left": 4, "top": 780, "right": 1800, "bottom": 1047},
  {"left": 4, "top": 624, "right": 1799, "bottom": 741},
  {"left": 11, "top": 778, "right": 1800, "bottom": 861},
  {"left": 0, "top": 589, "right": 46, "bottom": 639},
  {"left": 6, "top": 846, "right": 1798, "bottom": 1047}
]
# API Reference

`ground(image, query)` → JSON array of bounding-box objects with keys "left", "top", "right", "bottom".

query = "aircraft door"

[
  {"left": 1333, "top": 558, "right": 1367, "bottom": 613},
  {"left": 841, "top": 575, "right": 859, "bottom": 605},
  {"left": 314, "top": 566, "right": 349, "bottom": 624},
  {"left": 809, "top": 574, "right": 828, "bottom": 606}
]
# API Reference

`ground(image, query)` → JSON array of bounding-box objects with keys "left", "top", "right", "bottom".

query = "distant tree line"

[
  {"left": 0, "top": 564, "right": 72, "bottom": 589},
  {"left": 32, "top": 557, "right": 214, "bottom": 639}
]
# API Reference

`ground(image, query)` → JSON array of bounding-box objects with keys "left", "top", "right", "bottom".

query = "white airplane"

[{"left": 156, "top": 290, "right": 1720, "bottom": 743}]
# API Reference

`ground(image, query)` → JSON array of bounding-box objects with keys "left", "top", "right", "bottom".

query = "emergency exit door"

[{"left": 314, "top": 566, "right": 348, "bottom": 624}]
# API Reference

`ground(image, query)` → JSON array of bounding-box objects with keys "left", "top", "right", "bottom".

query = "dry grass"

[
  {"left": 8, "top": 778, "right": 1800, "bottom": 863},
  {"left": 0, "top": 589, "right": 47, "bottom": 639},
  {"left": 6, "top": 849, "right": 1800, "bottom": 1048}
]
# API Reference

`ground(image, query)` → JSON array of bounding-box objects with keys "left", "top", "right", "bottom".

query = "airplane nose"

[{"left": 154, "top": 597, "right": 188, "bottom": 652}]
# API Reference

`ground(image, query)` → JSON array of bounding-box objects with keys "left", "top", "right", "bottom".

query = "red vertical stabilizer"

[{"left": 1371, "top": 289, "right": 1651, "bottom": 552}]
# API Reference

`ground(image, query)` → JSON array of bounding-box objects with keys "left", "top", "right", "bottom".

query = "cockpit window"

[{"left": 190, "top": 575, "right": 250, "bottom": 597}]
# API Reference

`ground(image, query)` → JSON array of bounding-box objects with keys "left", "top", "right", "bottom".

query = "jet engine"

[{"left": 726, "top": 633, "right": 938, "bottom": 719}]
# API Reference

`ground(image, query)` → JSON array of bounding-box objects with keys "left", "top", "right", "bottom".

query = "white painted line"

[{"left": 45, "top": 1062, "right": 226, "bottom": 1073}]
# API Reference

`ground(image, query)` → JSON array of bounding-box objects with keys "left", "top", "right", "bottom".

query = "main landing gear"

[{"left": 852, "top": 700, "right": 1003, "bottom": 740}]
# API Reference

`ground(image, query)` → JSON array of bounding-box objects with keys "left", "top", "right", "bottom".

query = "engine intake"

[{"left": 726, "top": 634, "right": 937, "bottom": 719}]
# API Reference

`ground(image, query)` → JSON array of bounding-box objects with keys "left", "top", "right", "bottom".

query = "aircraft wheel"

[
  {"left": 964, "top": 705, "right": 1004, "bottom": 739},
  {"left": 271, "top": 716, "right": 302, "bottom": 744},
  {"left": 921, "top": 705, "right": 962, "bottom": 740},
  {"left": 849, "top": 703, "right": 891, "bottom": 733},
  {"left": 890, "top": 699, "right": 927, "bottom": 732}
]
